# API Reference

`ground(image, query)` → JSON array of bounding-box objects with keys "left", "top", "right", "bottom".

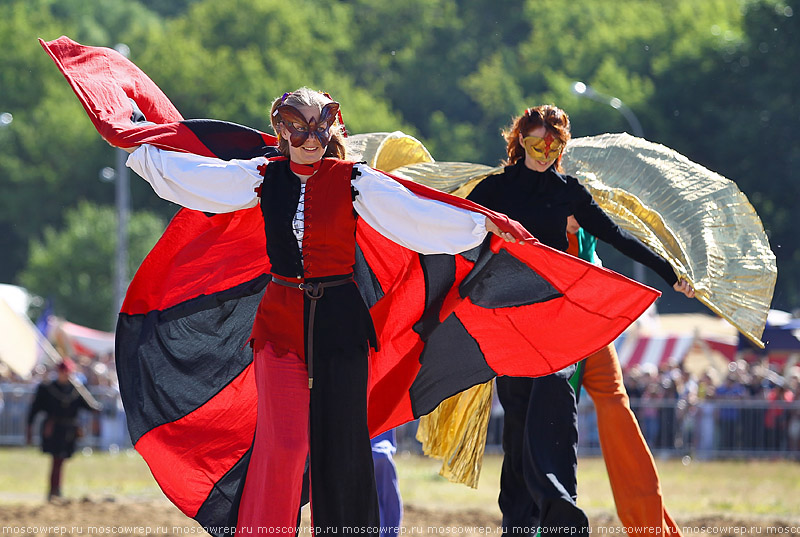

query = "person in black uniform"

[
  {"left": 467, "top": 105, "right": 694, "bottom": 535},
  {"left": 26, "top": 358, "right": 101, "bottom": 501}
]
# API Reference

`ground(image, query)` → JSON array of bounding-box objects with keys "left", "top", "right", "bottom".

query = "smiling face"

[
  {"left": 276, "top": 104, "right": 334, "bottom": 165},
  {"left": 520, "top": 125, "right": 564, "bottom": 172}
]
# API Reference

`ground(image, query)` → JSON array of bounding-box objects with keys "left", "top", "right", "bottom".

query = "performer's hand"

[
  {"left": 566, "top": 215, "right": 581, "bottom": 234},
  {"left": 674, "top": 278, "right": 695, "bottom": 298},
  {"left": 486, "top": 219, "right": 516, "bottom": 243}
]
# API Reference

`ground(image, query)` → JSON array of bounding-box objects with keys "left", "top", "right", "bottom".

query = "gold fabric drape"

[
  {"left": 560, "top": 133, "right": 776, "bottom": 348},
  {"left": 413, "top": 380, "right": 494, "bottom": 489}
]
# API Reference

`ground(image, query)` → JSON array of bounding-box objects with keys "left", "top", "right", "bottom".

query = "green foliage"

[
  {"left": 18, "top": 202, "right": 164, "bottom": 331},
  {"left": 1, "top": 0, "right": 798, "bottom": 317},
  {"left": 135, "top": 0, "right": 202, "bottom": 19}
]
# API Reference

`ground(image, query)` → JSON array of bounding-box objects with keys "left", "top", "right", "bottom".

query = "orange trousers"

[{"left": 582, "top": 345, "right": 682, "bottom": 537}]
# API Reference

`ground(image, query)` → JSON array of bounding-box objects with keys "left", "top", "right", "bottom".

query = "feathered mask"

[{"left": 275, "top": 102, "right": 340, "bottom": 148}]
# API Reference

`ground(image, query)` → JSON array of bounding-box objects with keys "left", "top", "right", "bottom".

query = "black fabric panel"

[
  {"left": 125, "top": 103, "right": 277, "bottom": 162},
  {"left": 412, "top": 254, "right": 456, "bottom": 340},
  {"left": 460, "top": 245, "right": 562, "bottom": 309},
  {"left": 410, "top": 314, "right": 496, "bottom": 417},
  {"left": 308, "top": 309, "right": 379, "bottom": 533},
  {"left": 458, "top": 242, "right": 482, "bottom": 264},
  {"left": 260, "top": 161, "right": 304, "bottom": 278},
  {"left": 183, "top": 119, "right": 281, "bottom": 161},
  {"left": 305, "top": 281, "right": 377, "bottom": 358},
  {"left": 157, "top": 274, "right": 270, "bottom": 322},
  {"left": 353, "top": 243, "right": 384, "bottom": 309},
  {"left": 116, "top": 276, "right": 268, "bottom": 443},
  {"left": 194, "top": 444, "right": 254, "bottom": 536}
]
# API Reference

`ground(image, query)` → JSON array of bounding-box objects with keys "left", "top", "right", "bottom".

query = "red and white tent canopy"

[
  {"left": 616, "top": 333, "right": 694, "bottom": 370},
  {"left": 616, "top": 313, "right": 739, "bottom": 371},
  {"left": 52, "top": 319, "right": 115, "bottom": 358}
]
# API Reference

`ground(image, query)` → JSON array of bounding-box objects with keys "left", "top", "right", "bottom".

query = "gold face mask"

[{"left": 521, "top": 133, "right": 564, "bottom": 163}]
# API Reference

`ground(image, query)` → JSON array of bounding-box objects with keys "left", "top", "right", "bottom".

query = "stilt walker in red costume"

[
  {"left": 123, "top": 87, "right": 529, "bottom": 534},
  {"left": 40, "top": 37, "right": 663, "bottom": 535}
]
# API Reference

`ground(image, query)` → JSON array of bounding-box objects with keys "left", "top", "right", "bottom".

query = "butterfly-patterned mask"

[
  {"left": 521, "top": 133, "right": 564, "bottom": 163},
  {"left": 276, "top": 102, "right": 340, "bottom": 148}
]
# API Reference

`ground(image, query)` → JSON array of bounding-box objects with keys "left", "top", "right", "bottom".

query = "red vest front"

[
  {"left": 250, "top": 158, "right": 359, "bottom": 356},
  {"left": 299, "top": 159, "right": 357, "bottom": 278}
]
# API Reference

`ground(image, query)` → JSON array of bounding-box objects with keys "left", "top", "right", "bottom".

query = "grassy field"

[
  {"left": 395, "top": 451, "right": 800, "bottom": 519},
  {"left": 2, "top": 446, "right": 799, "bottom": 520}
]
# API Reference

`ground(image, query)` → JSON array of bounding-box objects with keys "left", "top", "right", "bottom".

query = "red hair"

[{"left": 503, "top": 105, "right": 571, "bottom": 171}]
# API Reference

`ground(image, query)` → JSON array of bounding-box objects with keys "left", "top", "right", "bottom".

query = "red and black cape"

[{"left": 42, "top": 36, "right": 660, "bottom": 533}]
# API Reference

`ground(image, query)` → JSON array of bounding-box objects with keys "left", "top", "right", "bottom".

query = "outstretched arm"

[
  {"left": 126, "top": 144, "right": 264, "bottom": 213},
  {"left": 352, "top": 165, "right": 516, "bottom": 255},
  {"left": 572, "top": 206, "right": 695, "bottom": 298}
]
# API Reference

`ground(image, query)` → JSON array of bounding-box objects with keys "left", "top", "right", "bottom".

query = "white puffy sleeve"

[
  {"left": 351, "top": 164, "right": 488, "bottom": 255},
  {"left": 126, "top": 144, "right": 264, "bottom": 213}
]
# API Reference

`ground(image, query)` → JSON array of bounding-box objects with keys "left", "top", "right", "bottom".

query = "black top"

[
  {"left": 467, "top": 160, "right": 677, "bottom": 286},
  {"left": 27, "top": 379, "right": 96, "bottom": 424}
]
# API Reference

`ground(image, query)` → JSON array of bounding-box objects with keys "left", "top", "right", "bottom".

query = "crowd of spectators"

[
  {"left": 621, "top": 358, "right": 800, "bottom": 457},
  {"left": 4, "top": 347, "right": 800, "bottom": 459}
]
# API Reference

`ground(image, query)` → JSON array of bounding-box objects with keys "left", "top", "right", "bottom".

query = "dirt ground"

[{"left": 1, "top": 500, "right": 798, "bottom": 537}]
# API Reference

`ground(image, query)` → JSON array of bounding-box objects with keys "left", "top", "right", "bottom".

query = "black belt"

[{"left": 270, "top": 275, "right": 354, "bottom": 388}]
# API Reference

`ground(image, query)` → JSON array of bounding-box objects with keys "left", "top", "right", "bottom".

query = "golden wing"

[{"left": 561, "top": 133, "right": 776, "bottom": 348}]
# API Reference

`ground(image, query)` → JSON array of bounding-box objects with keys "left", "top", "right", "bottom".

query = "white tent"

[{"left": 0, "top": 286, "right": 38, "bottom": 378}]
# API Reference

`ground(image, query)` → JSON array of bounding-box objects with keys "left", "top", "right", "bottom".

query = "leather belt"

[{"left": 270, "top": 275, "right": 354, "bottom": 388}]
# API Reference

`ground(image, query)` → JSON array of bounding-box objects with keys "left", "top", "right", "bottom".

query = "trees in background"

[
  {"left": 0, "top": 0, "right": 797, "bottom": 327},
  {"left": 18, "top": 202, "right": 164, "bottom": 331}
]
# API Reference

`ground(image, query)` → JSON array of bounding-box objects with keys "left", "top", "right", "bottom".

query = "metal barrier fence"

[
  {"left": 395, "top": 398, "right": 800, "bottom": 460},
  {"left": 4, "top": 383, "right": 799, "bottom": 460},
  {"left": 575, "top": 397, "right": 800, "bottom": 460}
]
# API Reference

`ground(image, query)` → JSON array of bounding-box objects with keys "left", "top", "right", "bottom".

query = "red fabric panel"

[
  {"left": 357, "top": 221, "right": 425, "bottom": 433},
  {"left": 237, "top": 344, "right": 309, "bottom": 531},
  {"left": 359, "top": 222, "right": 659, "bottom": 434},
  {"left": 122, "top": 207, "right": 269, "bottom": 314},
  {"left": 39, "top": 37, "right": 277, "bottom": 152},
  {"left": 249, "top": 281, "right": 305, "bottom": 357},
  {"left": 135, "top": 363, "right": 257, "bottom": 517},
  {"left": 456, "top": 238, "right": 658, "bottom": 376},
  {"left": 302, "top": 160, "right": 358, "bottom": 278}
]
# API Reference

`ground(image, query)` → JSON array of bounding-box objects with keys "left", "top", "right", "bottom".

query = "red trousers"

[
  {"left": 237, "top": 344, "right": 310, "bottom": 532},
  {"left": 236, "top": 342, "right": 379, "bottom": 534},
  {"left": 582, "top": 345, "right": 682, "bottom": 537}
]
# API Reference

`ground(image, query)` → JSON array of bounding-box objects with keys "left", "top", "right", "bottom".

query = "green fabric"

[
  {"left": 568, "top": 358, "right": 585, "bottom": 402},
  {"left": 575, "top": 228, "right": 597, "bottom": 263},
  {"left": 568, "top": 228, "right": 596, "bottom": 399}
]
